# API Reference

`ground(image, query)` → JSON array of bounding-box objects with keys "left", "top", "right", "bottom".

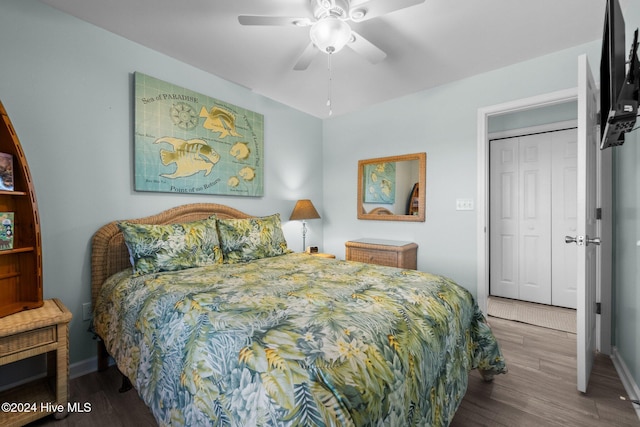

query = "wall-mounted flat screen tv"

[{"left": 600, "top": 0, "right": 639, "bottom": 149}]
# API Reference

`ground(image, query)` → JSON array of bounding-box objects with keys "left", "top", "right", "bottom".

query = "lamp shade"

[
  {"left": 309, "top": 16, "right": 352, "bottom": 54},
  {"left": 289, "top": 199, "right": 321, "bottom": 220}
]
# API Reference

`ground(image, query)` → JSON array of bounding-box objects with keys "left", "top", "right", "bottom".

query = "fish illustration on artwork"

[
  {"left": 154, "top": 137, "right": 220, "bottom": 179},
  {"left": 238, "top": 166, "right": 255, "bottom": 181},
  {"left": 230, "top": 141, "right": 251, "bottom": 160},
  {"left": 380, "top": 179, "right": 392, "bottom": 197},
  {"left": 199, "top": 106, "right": 242, "bottom": 138}
]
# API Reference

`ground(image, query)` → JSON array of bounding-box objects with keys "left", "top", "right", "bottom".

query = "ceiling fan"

[{"left": 238, "top": 0, "right": 426, "bottom": 70}]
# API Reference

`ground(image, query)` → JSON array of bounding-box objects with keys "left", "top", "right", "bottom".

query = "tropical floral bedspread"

[{"left": 95, "top": 253, "right": 506, "bottom": 426}]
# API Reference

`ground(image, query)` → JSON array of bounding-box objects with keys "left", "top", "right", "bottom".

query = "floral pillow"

[
  {"left": 217, "top": 213, "right": 290, "bottom": 263},
  {"left": 118, "top": 216, "right": 222, "bottom": 275}
]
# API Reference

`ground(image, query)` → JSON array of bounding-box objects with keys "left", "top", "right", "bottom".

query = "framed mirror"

[{"left": 357, "top": 152, "right": 426, "bottom": 222}]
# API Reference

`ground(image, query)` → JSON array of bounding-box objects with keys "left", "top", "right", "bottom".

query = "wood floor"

[
  {"left": 451, "top": 317, "right": 639, "bottom": 426},
  {"left": 31, "top": 316, "right": 639, "bottom": 426}
]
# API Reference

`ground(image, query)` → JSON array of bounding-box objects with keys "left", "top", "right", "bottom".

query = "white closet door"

[
  {"left": 551, "top": 130, "right": 578, "bottom": 308},
  {"left": 490, "top": 139, "right": 519, "bottom": 299},
  {"left": 490, "top": 129, "right": 578, "bottom": 306},
  {"left": 490, "top": 133, "right": 552, "bottom": 304},
  {"left": 518, "top": 133, "right": 552, "bottom": 304}
]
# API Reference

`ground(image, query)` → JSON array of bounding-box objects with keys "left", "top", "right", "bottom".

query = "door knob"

[
  {"left": 565, "top": 235, "right": 601, "bottom": 246},
  {"left": 586, "top": 236, "right": 601, "bottom": 246}
]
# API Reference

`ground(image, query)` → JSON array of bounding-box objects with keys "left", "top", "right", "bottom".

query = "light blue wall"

[
  {"left": 488, "top": 101, "right": 577, "bottom": 134},
  {"left": 322, "top": 42, "right": 601, "bottom": 294},
  {"left": 613, "top": 0, "right": 640, "bottom": 398},
  {"left": 0, "top": 0, "right": 323, "bottom": 372},
  {"left": 614, "top": 129, "right": 640, "bottom": 394}
]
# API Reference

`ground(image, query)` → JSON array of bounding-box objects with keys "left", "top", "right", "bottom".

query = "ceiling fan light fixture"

[{"left": 310, "top": 16, "right": 352, "bottom": 54}]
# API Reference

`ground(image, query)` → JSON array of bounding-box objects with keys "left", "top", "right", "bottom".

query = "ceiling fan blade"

[
  {"left": 348, "top": 0, "right": 426, "bottom": 22},
  {"left": 238, "top": 16, "right": 311, "bottom": 26},
  {"left": 347, "top": 31, "right": 386, "bottom": 64},
  {"left": 293, "top": 42, "right": 319, "bottom": 70}
]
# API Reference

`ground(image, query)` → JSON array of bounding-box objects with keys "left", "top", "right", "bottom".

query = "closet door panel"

[
  {"left": 490, "top": 139, "right": 519, "bottom": 299},
  {"left": 518, "top": 134, "right": 551, "bottom": 304}
]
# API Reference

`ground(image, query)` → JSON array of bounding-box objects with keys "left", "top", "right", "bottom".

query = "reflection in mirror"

[{"left": 357, "top": 153, "right": 426, "bottom": 222}]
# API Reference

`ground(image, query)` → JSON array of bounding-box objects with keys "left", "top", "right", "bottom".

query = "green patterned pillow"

[
  {"left": 118, "top": 216, "right": 222, "bottom": 275},
  {"left": 217, "top": 213, "right": 291, "bottom": 263}
]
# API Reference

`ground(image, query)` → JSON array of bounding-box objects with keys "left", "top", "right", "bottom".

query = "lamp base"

[{"left": 301, "top": 220, "right": 308, "bottom": 252}]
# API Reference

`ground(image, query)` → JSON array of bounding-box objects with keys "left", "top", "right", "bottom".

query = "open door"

[{"left": 567, "top": 54, "right": 599, "bottom": 393}]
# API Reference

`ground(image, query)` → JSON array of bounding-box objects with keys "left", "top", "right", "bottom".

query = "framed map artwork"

[
  {"left": 134, "top": 72, "right": 264, "bottom": 196},
  {"left": 363, "top": 162, "right": 396, "bottom": 204}
]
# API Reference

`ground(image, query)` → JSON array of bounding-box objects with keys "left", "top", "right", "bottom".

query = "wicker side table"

[
  {"left": 0, "top": 299, "right": 72, "bottom": 426},
  {"left": 345, "top": 238, "right": 418, "bottom": 269}
]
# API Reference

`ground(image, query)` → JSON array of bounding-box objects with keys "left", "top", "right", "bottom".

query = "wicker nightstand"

[
  {"left": 345, "top": 238, "right": 418, "bottom": 269},
  {"left": 0, "top": 299, "right": 72, "bottom": 426}
]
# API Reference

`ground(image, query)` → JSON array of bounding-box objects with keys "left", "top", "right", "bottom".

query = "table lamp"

[{"left": 289, "top": 199, "right": 321, "bottom": 251}]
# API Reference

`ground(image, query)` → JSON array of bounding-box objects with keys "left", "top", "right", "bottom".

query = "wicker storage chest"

[{"left": 345, "top": 238, "right": 418, "bottom": 270}]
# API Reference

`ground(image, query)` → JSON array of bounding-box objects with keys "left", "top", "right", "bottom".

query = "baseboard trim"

[
  {"left": 0, "top": 356, "right": 110, "bottom": 392},
  {"left": 611, "top": 346, "right": 640, "bottom": 420},
  {"left": 70, "top": 356, "right": 98, "bottom": 379}
]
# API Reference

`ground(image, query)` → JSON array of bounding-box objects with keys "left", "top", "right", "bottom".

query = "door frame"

[{"left": 476, "top": 88, "right": 612, "bottom": 353}]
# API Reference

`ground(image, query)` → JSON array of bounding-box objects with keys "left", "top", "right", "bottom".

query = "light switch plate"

[{"left": 456, "top": 199, "right": 474, "bottom": 211}]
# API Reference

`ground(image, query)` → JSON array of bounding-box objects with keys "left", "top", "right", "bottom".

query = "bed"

[{"left": 91, "top": 203, "right": 506, "bottom": 426}]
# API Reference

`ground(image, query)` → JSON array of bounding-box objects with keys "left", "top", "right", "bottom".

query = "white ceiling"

[{"left": 40, "top": 0, "right": 612, "bottom": 118}]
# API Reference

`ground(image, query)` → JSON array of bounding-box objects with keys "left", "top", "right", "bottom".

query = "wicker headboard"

[{"left": 90, "top": 203, "right": 253, "bottom": 306}]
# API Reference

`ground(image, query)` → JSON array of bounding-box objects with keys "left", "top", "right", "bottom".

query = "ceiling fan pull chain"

[{"left": 327, "top": 53, "right": 333, "bottom": 116}]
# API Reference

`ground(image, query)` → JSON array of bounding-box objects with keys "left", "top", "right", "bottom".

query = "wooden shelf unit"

[
  {"left": 0, "top": 100, "right": 43, "bottom": 318},
  {"left": 408, "top": 183, "right": 420, "bottom": 216}
]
